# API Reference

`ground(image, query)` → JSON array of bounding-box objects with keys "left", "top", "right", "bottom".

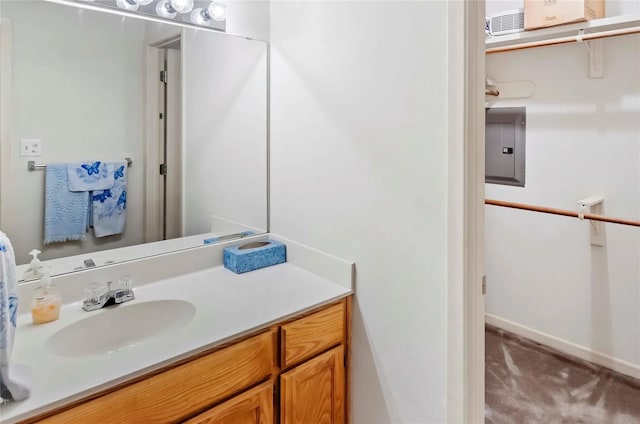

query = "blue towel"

[
  {"left": 92, "top": 162, "right": 127, "bottom": 238},
  {"left": 67, "top": 161, "right": 114, "bottom": 192},
  {"left": 0, "top": 231, "right": 30, "bottom": 403},
  {"left": 44, "top": 164, "right": 89, "bottom": 244}
]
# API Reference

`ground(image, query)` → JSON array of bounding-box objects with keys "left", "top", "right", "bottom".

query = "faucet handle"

[
  {"left": 86, "top": 282, "right": 108, "bottom": 300},
  {"left": 113, "top": 275, "right": 135, "bottom": 304},
  {"left": 119, "top": 275, "right": 133, "bottom": 294},
  {"left": 83, "top": 282, "right": 109, "bottom": 311}
]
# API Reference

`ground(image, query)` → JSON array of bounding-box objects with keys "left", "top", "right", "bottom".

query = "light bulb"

[
  {"left": 116, "top": 0, "right": 139, "bottom": 11},
  {"left": 156, "top": 0, "right": 177, "bottom": 18},
  {"left": 190, "top": 8, "right": 211, "bottom": 25},
  {"left": 170, "top": 0, "right": 194, "bottom": 14},
  {"left": 207, "top": 1, "right": 226, "bottom": 21},
  {"left": 134, "top": 0, "right": 154, "bottom": 5}
]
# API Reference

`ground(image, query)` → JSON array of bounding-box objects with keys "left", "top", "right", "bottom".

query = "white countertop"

[{"left": 1, "top": 263, "right": 352, "bottom": 423}]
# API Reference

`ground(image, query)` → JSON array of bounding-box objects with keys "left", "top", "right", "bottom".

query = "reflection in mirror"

[{"left": 0, "top": 0, "right": 268, "bottom": 281}]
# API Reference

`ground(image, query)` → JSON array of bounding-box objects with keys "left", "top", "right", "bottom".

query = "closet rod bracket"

[
  {"left": 578, "top": 196, "right": 605, "bottom": 246},
  {"left": 578, "top": 30, "right": 604, "bottom": 79}
]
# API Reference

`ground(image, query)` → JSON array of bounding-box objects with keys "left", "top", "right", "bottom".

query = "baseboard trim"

[{"left": 485, "top": 313, "right": 640, "bottom": 381}]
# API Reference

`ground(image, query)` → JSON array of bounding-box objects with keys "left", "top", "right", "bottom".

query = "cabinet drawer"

[
  {"left": 281, "top": 302, "right": 344, "bottom": 368},
  {"left": 38, "top": 332, "right": 274, "bottom": 424}
]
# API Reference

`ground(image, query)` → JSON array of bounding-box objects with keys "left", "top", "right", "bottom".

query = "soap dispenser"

[
  {"left": 30, "top": 267, "right": 62, "bottom": 324},
  {"left": 23, "top": 249, "right": 43, "bottom": 280}
]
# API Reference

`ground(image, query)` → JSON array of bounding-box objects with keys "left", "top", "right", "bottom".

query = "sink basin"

[{"left": 45, "top": 300, "right": 196, "bottom": 357}]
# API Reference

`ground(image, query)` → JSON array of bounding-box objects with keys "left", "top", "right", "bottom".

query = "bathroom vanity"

[
  {"left": 2, "top": 236, "right": 354, "bottom": 424},
  {"left": 31, "top": 299, "right": 350, "bottom": 424}
]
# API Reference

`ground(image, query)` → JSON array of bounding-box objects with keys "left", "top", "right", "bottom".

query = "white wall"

[
  {"left": 0, "top": 1, "right": 146, "bottom": 264},
  {"left": 182, "top": 28, "right": 267, "bottom": 236},
  {"left": 225, "top": 0, "right": 270, "bottom": 41},
  {"left": 485, "top": 28, "right": 640, "bottom": 371},
  {"left": 270, "top": 1, "right": 456, "bottom": 422}
]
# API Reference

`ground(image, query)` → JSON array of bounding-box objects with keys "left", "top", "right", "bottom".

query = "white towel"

[
  {"left": 0, "top": 231, "right": 30, "bottom": 403},
  {"left": 67, "top": 161, "right": 114, "bottom": 192}
]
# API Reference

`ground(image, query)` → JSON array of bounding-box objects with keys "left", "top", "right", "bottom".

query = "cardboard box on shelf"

[{"left": 524, "top": 0, "right": 605, "bottom": 30}]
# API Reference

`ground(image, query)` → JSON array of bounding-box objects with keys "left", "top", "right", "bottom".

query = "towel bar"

[{"left": 28, "top": 158, "right": 132, "bottom": 171}]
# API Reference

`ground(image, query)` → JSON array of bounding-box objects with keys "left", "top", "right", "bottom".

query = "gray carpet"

[{"left": 485, "top": 325, "right": 640, "bottom": 424}]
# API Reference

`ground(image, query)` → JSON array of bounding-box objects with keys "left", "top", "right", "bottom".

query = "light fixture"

[
  {"left": 170, "top": 0, "right": 194, "bottom": 14},
  {"left": 191, "top": 1, "right": 227, "bottom": 25},
  {"left": 66, "top": 0, "right": 227, "bottom": 31},
  {"left": 190, "top": 8, "right": 210, "bottom": 25},
  {"left": 155, "top": 0, "right": 177, "bottom": 18},
  {"left": 116, "top": 0, "right": 139, "bottom": 11},
  {"left": 208, "top": 1, "right": 226, "bottom": 21},
  {"left": 156, "top": 0, "right": 194, "bottom": 18},
  {"left": 190, "top": 1, "right": 225, "bottom": 25}
]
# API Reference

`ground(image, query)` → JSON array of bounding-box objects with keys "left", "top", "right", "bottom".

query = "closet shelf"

[{"left": 486, "top": 13, "right": 640, "bottom": 54}]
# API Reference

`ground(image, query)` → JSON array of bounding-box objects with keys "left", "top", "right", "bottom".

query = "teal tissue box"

[{"left": 224, "top": 240, "right": 286, "bottom": 274}]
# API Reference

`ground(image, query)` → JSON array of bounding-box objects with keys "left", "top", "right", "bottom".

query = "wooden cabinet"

[
  {"left": 185, "top": 381, "right": 273, "bottom": 424},
  {"left": 280, "top": 346, "right": 345, "bottom": 424},
  {"left": 36, "top": 332, "right": 274, "bottom": 424},
  {"left": 28, "top": 298, "right": 350, "bottom": 424}
]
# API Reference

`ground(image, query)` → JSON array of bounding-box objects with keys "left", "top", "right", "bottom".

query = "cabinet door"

[
  {"left": 185, "top": 381, "right": 273, "bottom": 424},
  {"left": 280, "top": 346, "right": 345, "bottom": 424}
]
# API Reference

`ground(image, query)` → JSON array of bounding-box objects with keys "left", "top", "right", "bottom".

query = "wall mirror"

[{"left": 0, "top": 0, "right": 269, "bottom": 282}]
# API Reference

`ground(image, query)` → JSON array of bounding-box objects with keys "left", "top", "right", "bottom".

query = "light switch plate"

[{"left": 20, "top": 139, "right": 42, "bottom": 157}]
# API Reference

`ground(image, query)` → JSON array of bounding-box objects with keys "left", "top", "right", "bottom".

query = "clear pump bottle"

[{"left": 30, "top": 268, "right": 62, "bottom": 324}]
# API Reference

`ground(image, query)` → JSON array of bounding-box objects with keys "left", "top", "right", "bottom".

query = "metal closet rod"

[
  {"left": 486, "top": 26, "right": 640, "bottom": 54},
  {"left": 485, "top": 87, "right": 500, "bottom": 96},
  {"left": 28, "top": 157, "right": 132, "bottom": 171},
  {"left": 485, "top": 199, "right": 640, "bottom": 228}
]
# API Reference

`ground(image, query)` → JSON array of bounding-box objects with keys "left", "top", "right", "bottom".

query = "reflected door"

[{"left": 149, "top": 37, "right": 183, "bottom": 242}]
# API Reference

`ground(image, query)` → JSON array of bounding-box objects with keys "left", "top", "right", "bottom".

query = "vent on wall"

[{"left": 488, "top": 9, "right": 525, "bottom": 36}]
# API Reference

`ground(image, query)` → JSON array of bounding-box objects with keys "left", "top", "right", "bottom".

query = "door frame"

[
  {"left": 447, "top": 0, "right": 486, "bottom": 422},
  {"left": 0, "top": 18, "right": 12, "bottom": 228},
  {"left": 143, "top": 29, "right": 182, "bottom": 243}
]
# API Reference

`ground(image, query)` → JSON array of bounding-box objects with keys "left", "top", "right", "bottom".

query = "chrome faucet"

[{"left": 83, "top": 277, "right": 135, "bottom": 312}]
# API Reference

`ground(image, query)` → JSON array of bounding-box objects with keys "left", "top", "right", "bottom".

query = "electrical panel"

[{"left": 485, "top": 107, "right": 526, "bottom": 187}]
